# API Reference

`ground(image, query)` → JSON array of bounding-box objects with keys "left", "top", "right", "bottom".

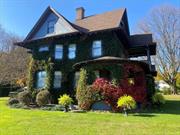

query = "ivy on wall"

[{"left": 27, "top": 57, "right": 54, "bottom": 92}]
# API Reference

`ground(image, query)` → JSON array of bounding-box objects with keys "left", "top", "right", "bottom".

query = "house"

[{"left": 15, "top": 6, "right": 157, "bottom": 102}]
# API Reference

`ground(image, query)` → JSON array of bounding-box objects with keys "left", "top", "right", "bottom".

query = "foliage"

[
  {"left": 36, "top": 90, "right": 51, "bottom": 106},
  {"left": 58, "top": 94, "right": 73, "bottom": 112},
  {"left": 0, "top": 26, "right": 29, "bottom": 86},
  {"left": 92, "top": 75, "right": 146, "bottom": 111},
  {"left": 27, "top": 57, "right": 54, "bottom": 92},
  {"left": 76, "top": 68, "right": 88, "bottom": 107},
  {"left": 162, "top": 88, "right": 172, "bottom": 95},
  {"left": 16, "top": 77, "right": 27, "bottom": 88},
  {"left": 152, "top": 93, "right": 165, "bottom": 105},
  {"left": 117, "top": 95, "right": 136, "bottom": 109},
  {"left": 138, "top": 5, "right": 180, "bottom": 94},
  {"left": 8, "top": 98, "right": 19, "bottom": 106},
  {"left": 18, "top": 91, "right": 32, "bottom": 106},
  {"left": 78, "top": 85, "right": 102, "bottom": 110},
  {"left": 58, "top": 94, "right": 73, "bottom": 107}
]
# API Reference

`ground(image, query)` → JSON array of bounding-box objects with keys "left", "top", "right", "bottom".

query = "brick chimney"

[{"left": 76, "top": 7, "right": 85, "bottom": 20}]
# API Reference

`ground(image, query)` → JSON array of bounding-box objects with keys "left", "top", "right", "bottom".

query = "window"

[
  {"left": 53, "top": 71, "right": 62, "bottom": 88},
  {"left": 39, "top": 46, "right": 49, "bottom": 52},
  {"left": 74, "top": 72, "right": 80, "bottom": 88},
  {"left": 55, "top": 45, "right": 63, "bottom": 59},
  {"left": 92, "top": 40, "right": 102, "bottom": 57},
  {"left": 68, "top": 44, "right": 76, "bottom": 59},
  {"left": 37, "top": 71, "right": 46, "bottom": 88},
  {"left": 47, "top": 20, "right": 55, "bottom": 34}
]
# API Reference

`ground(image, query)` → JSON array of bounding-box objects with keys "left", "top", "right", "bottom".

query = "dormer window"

[
  {"left": 68, "top": 44, "right": 76, "bottom": 59},
  {"left": 39, "top": 46, "right": 49, "bottom": 52},
  {"left": 47, "top": 20, "right": 55, "bottom": 34},
  {"left": 92, "top": 40, "right": 102, "bottom": 57}
]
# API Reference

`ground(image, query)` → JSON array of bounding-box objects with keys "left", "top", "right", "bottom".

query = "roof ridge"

[{"left": 76, "top": 8, "right": 126, "bottom": 21}]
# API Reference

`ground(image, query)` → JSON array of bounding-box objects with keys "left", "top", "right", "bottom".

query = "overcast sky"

[{"left": 0, "top": 0, "right": 179, "bottom": 38}]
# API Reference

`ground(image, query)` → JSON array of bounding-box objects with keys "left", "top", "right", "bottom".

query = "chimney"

[{"left": 76, "top": 7, "right": 85, "bottom": 20}]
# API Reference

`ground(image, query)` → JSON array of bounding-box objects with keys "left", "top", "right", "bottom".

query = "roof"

[
  {"left": 73, "top": 56, "right": 153, "bottom": 74},
  {"left": 129, "top": 34, "right": 154, "bottom": 46},
  {"left": 74, "top": 8, "right": 125, "bottom": 32},
  {"left": 24, "top": 6, "right": 78, "bottom": 41}
]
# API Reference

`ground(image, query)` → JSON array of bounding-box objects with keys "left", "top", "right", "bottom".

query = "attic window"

[{"left": 47, "top": 20, "right": 55, "bottom": 34}]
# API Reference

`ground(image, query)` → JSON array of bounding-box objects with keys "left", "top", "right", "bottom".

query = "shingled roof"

[{"left": 74, "top": 8, "right": 126, "bottom": 32}]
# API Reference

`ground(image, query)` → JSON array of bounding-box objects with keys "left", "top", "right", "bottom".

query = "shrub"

[
  {"left": 58, "top": 94, "right": 73, "bottom": 112},
  {"left": 36, "top": 90, "right": 51, "bottom": 106},
  {"left": 78, "top": 86, "right": 102, "bottom": 110},
  {"left": 8, "top": 98, "right": 19, "bottom": 106},
  {"left": 152, "top": 93, "right": 165, "bottom": 105},
  {"left": 92, "top": 78, "right": 147, "bottom": 111},
  {"left": 76, "top": 68, "right": 88, "bottom": 108},
  {"left": 162, "top": 88, "right": 171, "bottom": 95},
  {"left": 117, "top": 95, "right": 136, "bottom": 116},
  {"left": 18, "top": 91, "right": 32, "bottom": 106}
]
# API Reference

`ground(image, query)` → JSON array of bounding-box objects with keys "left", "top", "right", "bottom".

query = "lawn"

[{"left": 0, "top": 95, "right": 180, "bottom": 135}]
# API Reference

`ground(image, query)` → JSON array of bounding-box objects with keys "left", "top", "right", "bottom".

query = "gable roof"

[
  {"left": 24, "top": 6, "right": 78, "bottom": 41},
  {"left": 74, "top": 8, "right": 126, "bottom": 32}
]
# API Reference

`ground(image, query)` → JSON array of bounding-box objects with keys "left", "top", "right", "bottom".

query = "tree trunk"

[{"left": 173, "top": 80, "right": 177, "bottom": 95}]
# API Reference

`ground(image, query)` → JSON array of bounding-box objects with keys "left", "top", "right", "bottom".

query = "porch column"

[{"left": 146, "top": 45, "right": 152, "bottom": 71}]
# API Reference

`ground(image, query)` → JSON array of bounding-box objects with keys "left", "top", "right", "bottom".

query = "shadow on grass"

[
  {"left": 133, "top": 114, "right": 156, "bottom": 117},
  {"left": 141, "top": 100, "right": 180, "bottom": 115}
]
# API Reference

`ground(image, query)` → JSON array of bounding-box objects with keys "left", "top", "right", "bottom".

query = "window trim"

[
  {"left": 68, "top": 44, "right": 76, "bottom": 59},
  {"left": 55, "top": 44, "right": 63, "bottom": 60},
  {"left": 92, "top": 40, "right": 102, "bottom": 57}
]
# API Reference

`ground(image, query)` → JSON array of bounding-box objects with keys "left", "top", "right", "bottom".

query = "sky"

[{"left": 0, "top": 0, "right": 179, "bottom": 38}]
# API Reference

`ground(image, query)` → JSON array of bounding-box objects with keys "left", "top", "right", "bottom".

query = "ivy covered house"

[{"left": 15, "top": 6, "right": 156, "bottom": 103}]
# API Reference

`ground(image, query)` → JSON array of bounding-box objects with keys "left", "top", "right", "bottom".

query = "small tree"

[
  {"left": 117, "top": 95, "right": 136, "bottom": 116},
  {"left": 58, "top": 94, "right": 73, "bottom": 112},
  {"left": 76, "top": 68, "right": 88, "bottom": 109}
]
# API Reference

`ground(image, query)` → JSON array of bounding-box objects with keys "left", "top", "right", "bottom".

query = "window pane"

[
  {"left": 39, "top": 46, "right": 49, "bottom": 52},
  {"left": 92, "top": 41, "right": 102, "bottom": 57},
  {"left": 37, "top": 71, "right": 46, "bottom": 88},
  {"left": 47, "top": 20, "right": 55, "bottom": 33},
  {"left": 55, "top": 45, "right": 63, "bottom": 59},
  {"left": 68, "top": 44, "right": 76, "bottom": 59},
  {"left": 54, "top": 71, "right": 62, "bottom": 88}
]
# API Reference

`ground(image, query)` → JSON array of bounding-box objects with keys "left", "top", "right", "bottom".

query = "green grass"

[{"left": 0, "top": 95, "right": 180, "bottom": 135}]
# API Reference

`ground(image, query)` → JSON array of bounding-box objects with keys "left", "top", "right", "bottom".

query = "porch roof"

[{"left": 73, "top": 56, "right": 156, "bottom": 75}]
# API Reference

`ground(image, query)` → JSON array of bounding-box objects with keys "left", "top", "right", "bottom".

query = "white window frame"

[
  {"left": 92, "top": 40, "right": 102, "bottom": 57},
  {"left": 53, "top": 71, "right": 62, "bottom": 88},
  {"left": 37, "top": 71, "right": 47, "bottom": 88},
  {"left": 68, "top": 44, "right": 76, "bottom": 59},
  {"left": 39, "top": 46, "right": 49, "bottom": 52},
  {"left": 55, "top": 45, "right": 63, "bottom": 59},
  {"left": 47, "top": 20, "right": 55, "bottom": 34}
]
